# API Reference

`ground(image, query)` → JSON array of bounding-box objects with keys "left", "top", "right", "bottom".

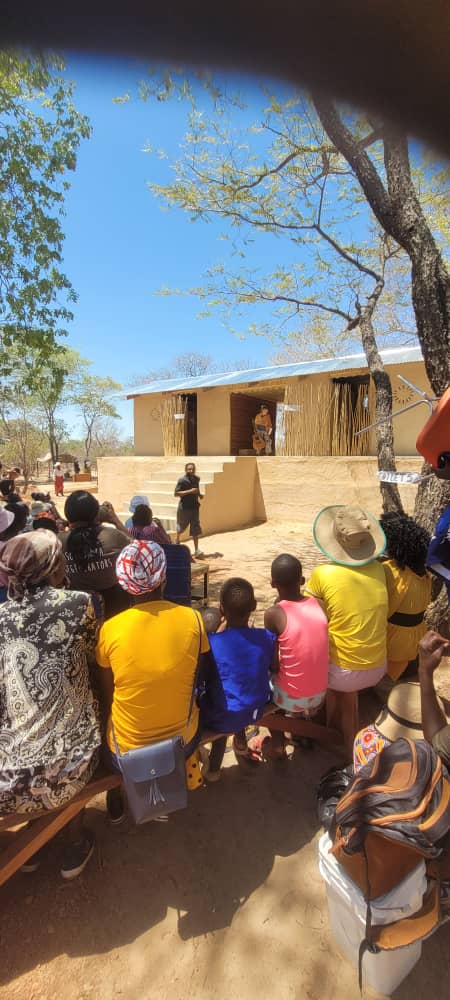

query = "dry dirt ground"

[{"left": 1, "top": 519, "right": 450, "bottom": 1000}]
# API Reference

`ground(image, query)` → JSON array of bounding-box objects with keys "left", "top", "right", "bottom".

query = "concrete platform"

[{"left": 97, "top": 455, "right": 424, "bottom": 537}]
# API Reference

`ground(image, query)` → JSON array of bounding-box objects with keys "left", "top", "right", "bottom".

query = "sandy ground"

[{"left": 2, "top": 514, "right": 450, "bottom": 1000}]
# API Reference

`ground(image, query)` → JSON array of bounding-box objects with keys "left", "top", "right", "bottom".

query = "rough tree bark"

[
  {"left": 352, "top": 262, "right": 403, "bottom": 512},
  {"left": 312, "top": 97, "right": 450, "bottom": 532},
  {"left": 358, "top": 307, "right": 403, "bottom": 513}
]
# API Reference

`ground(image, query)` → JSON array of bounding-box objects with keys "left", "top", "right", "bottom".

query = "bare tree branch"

[{"left": 312, "top": 95, "right": 394, "bottom": 231}]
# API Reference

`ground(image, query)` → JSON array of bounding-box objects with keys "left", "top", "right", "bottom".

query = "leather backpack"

[{"left": 330, "top": 738, "right": 450, "bottom": 983}]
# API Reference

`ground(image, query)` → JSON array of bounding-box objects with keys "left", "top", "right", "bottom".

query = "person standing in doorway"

[
  {"left": 174, "top": 462, "right": 204, "bottom": 557},
  {"left": 254, "top": 404, "right": 273, "bottom": 455}
]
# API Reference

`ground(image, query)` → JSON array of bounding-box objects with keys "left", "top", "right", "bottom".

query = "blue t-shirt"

[
  {"left": 200, "top": 627, "right": 274, "bottom": 733},
  {"left": 426, "top": 505, "right": 450, "bottom": 601}
]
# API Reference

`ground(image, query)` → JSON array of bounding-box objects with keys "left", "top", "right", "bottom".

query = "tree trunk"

[
  {"left": 414, "top": 466, "right": 450, "bottom": 537},
  {"left": 312, "top": 100, "right": 450, "bottom": 391},
  {"left": 47, "top": 413, "right": 58, "bottom": 464},
  {"left": 313, "top": 98, "right": 450, "bottom": 620},
  {"left": 425, "top": 585, "right": 450, "bottom": 638},
  {"left": 49, "top": 435, "right": 58, "bottom": 464},
  {"left": 382, "top": 132, "right": 450, "bottom": 394},
  {"left": 359, "top": 296, "right": 403, "bottom": 513},
  {"left": 85, "top": 425, "right": 92, "bottom": 459}
]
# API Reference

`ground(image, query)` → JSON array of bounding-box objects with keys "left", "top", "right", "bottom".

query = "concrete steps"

[{"left": 116, "top": 457, "right": 242, "bottom": 535}]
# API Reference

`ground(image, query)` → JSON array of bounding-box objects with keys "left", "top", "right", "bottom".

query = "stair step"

[
  {"left": 143, "top": 476, "right": 215, "bottom": 489},
  {"left": 143, "top": 490, "right": 179, "bottom": 499},
  {"left": 119, "top": 512, "right": 177, "bottom": 530},
  {"left": 121, "top": 501, "right": 178, "bottom": 514}
]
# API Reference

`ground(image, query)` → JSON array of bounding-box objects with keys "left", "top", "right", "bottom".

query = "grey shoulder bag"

[{"left": 111, "top": 610, "right": 203, "bottom": 825}]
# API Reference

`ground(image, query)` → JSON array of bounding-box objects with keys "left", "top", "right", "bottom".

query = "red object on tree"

[{"left": 416, "top": 386, "right": 450, "bottom": 470}]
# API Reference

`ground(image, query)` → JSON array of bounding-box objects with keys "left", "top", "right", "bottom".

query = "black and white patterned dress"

[{"left": 0, "top": 586, "right": 102, "bottom": 815}]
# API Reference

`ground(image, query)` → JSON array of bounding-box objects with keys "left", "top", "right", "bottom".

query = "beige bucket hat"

[
  {"left": 375, "top": 681, "right": 449, "bottom": 743},
  {"left": 313, "top": 504, "right": 386, "bottom": 566}
]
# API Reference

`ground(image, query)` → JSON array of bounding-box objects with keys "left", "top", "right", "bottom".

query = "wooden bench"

[
  {"left": 201, "top": 702, "right": 345, "bottom": 754},
  {"left": 191, "top": 561, "right": 209, "bottom": 606},
  {"left": 0, "top": 770, "right": 121, "bottom": 888},
  {"left": 0, "top": 700, "right": 349, "bottom": 887},
  {"left": 261, "top": 710, "right": 344, "bottom": 750}
]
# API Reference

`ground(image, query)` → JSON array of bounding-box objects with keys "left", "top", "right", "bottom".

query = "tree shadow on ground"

[{"left": 0, "top": 747, "right": 332, "bottom": 987}]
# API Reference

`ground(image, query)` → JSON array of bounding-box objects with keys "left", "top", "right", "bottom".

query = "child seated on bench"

[
  {"left": 262, "top": 553, "right": 329, "bottom": 759},
  {"left": 199, "top": 579, "right": 274, "bottom": 780}
]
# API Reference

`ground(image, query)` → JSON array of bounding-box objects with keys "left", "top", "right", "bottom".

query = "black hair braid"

[
  {"left": 65, "top": 523, "right": 100, "bottom": 568},
  {"left": 380, "top": 511, "right": 431, "bottom": 575}
]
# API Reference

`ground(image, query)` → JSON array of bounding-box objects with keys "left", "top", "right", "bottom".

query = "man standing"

[{"left": 174, "top": 462, "right": 203, "bottom": 557}]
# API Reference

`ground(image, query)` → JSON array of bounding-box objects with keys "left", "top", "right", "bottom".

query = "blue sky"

[
  {"left": 58, "top": 57, "right": 427, "bottom": 440},
  {"left": 61, "top": 56, "right": 286, "bottom": 435}
]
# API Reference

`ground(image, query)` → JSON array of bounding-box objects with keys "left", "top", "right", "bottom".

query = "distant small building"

[{"left": 127, "top": 346, "right": 429, "bottom": 458}]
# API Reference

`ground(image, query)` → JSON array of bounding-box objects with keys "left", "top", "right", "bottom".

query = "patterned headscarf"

[
  {"left": 116, "top": 540, "right": 167, "bottom": 596},
  {"left": 0, "top": 530, "right": 64, "bottom": 600}
]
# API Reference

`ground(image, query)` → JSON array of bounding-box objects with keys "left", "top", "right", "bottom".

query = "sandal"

[
  {"left": 289, "top": 735, "right": 315, "bottom": 751},
  {"left": 250, "top": 734, "right": 288, "bottom": 761},
  {"left": 232, "top": 736, "right": 263, "bottom": 765}
]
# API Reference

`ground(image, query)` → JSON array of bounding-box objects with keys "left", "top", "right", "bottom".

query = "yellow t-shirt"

[
  {"left": 306, "top": 561, "right": 388, "bottom": 670},
  {"left": 96, "top": 600, "right": 209, "bottom": 753},
  {"left": 383, "top": 560, "right": 432, "bottom": 664}
]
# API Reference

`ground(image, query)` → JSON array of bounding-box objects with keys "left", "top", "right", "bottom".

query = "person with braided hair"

[
  {"left": 380, "top": 511, "right": 432, "bottom": 683},
  {"left": 61, "top": 490, "right": 130, "bottom": 619}
]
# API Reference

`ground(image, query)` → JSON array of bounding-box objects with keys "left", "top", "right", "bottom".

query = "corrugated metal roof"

[{"left": 125, "top": 345, "right": 423, "bottom": 398}]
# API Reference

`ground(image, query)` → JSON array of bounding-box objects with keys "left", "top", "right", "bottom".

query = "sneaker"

[
  {"left": 203, "top": 769, "right": 222, "bottom": 783},
  {"left": 106, "top": 787, "right": 126, "bottom": 826},
  {"left": 194, "top": 550, "right": 205, "bottom": 558},
  {"left": 21, "top": 849, "right": 44, "bottom": 873},
  {"left": 199, "top": 745, "right": 221, "bottom": 782},
  {"left": 60, "top": 829, "right": 95, "bottom": 881}
]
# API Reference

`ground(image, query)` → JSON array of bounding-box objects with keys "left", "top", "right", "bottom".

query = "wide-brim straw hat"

[
  {"left": 375, "top": 681, "right": 449, "bottom": 742},
  {"left": 313, "top": 504, "right": 386, "bottom": 566}
]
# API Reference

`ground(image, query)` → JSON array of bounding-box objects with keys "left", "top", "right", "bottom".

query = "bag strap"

[
  {"left": 185, "top": 609, "right": 203, "bottom": 733},
  {"left": 111, "top": 716, "right": 122, "bottom": 762},
  {"left": 358, "top": 842, "right": 376, "bottom": 991}
]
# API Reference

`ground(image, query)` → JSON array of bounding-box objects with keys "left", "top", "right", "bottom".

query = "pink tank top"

[{"left": 276, "top": 597, "right": 329, "bottom": 699}]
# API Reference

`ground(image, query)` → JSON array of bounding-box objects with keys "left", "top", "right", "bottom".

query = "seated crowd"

[{"left": 0, "top": 480, "right": 449, "bottom": 883}]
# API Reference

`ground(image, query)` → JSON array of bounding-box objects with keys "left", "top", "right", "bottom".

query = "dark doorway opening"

[
  {"left": 182, "top": 393, "right": 197, "bottom": 455},
  {"left": 230, "top": 393, "right": 277, "bottom": 455}
]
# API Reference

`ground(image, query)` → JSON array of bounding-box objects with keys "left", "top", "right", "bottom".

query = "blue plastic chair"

[{"left": 162, "top": 544, "right": 192, "bottom": 606}]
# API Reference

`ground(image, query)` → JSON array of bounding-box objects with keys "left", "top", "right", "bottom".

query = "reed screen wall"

[
  {"left": 161, "top": 394, "right": 186, "bottom": 455},
  {"left": 280, "top": 377, "right": 373, "bottom": 456}
]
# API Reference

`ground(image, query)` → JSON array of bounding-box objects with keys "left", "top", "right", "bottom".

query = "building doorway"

[
  {"left": 229, "top": 393, "right": 277, "bottom": 455},
  {"left": 182, "top": 393, "right": 198, "bottom": 455},
  {"left": 330, "top": 376, "right": 371, "bottom": 455}
]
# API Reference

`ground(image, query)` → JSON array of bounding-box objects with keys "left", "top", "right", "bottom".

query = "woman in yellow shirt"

[
  {"left": 96, "top": 539, "right": 209, "bottom": 823},
  {"left": 380, "top": 512, "right": 432, "bottom": 681}
]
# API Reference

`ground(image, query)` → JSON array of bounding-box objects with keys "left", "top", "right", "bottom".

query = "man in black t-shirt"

[{"left": 174, "top": 462, "right": 203, "bottom": 556}]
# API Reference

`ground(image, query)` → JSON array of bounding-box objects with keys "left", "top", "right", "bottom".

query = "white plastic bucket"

[{"left": 318, "top": 833, "right": 426, "bottom": 994}]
